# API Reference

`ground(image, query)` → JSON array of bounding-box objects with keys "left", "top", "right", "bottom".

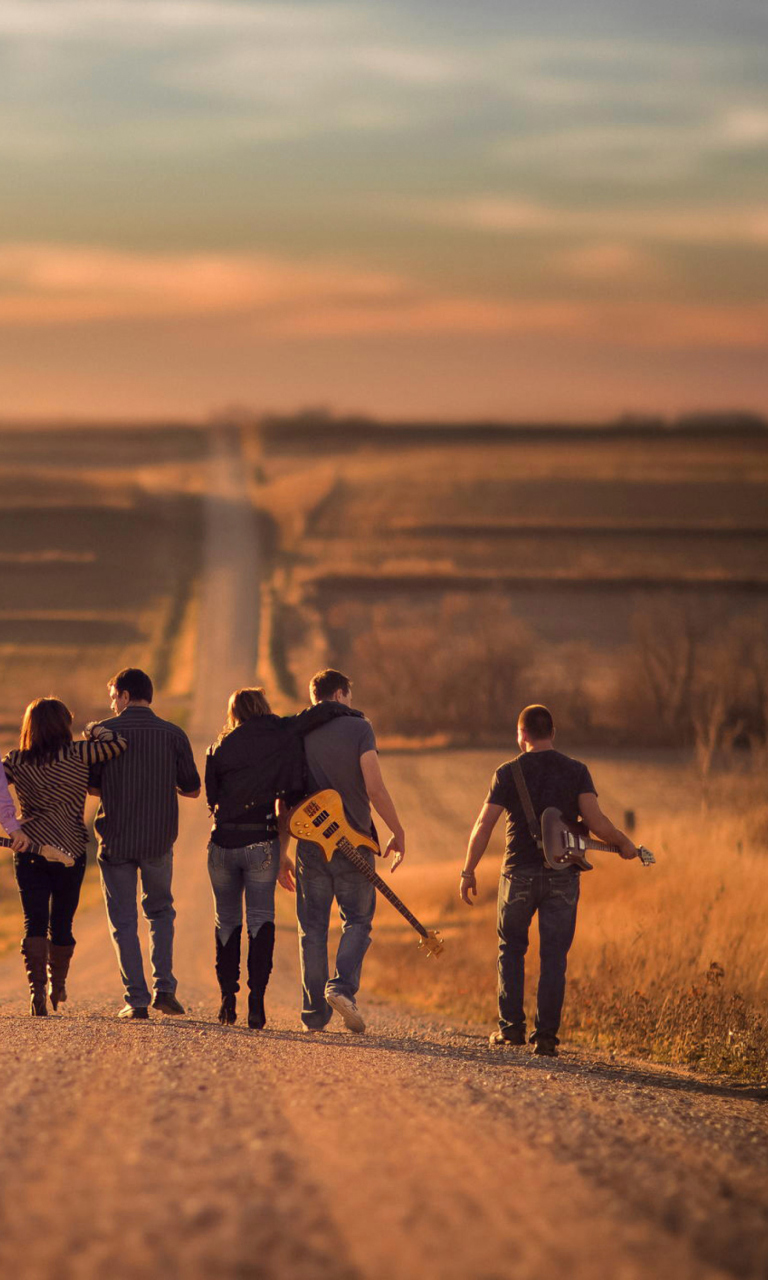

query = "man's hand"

[
  {"left": 459, "top": 869, "right": 477, "bottom": 906},
  {"left": 10, "top": 830, "right": 31, "bottom": 853},
  {"left": 278, "top": 853, "right": 296, "bottom": 892},
  {"left": 382, "top": 832, "right": 405, "bottom": 872},
  {"left": 618, "top": 838, "right": 639, "bottom": 860}
]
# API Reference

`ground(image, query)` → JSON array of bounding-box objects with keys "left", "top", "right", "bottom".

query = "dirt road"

[{"left": 1, "top": 431, "right": 767, "bottom": 1280}]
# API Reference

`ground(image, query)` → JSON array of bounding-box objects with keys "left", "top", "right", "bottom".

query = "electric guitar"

[
  {"left": 0, "top": 835, "right": 76, "bottom": 867},
  {"left": 541, "top": 806, "right": 656, "bottom": 872},
  {"left": 289, "top": 790, "right": 444, "bottom": 957}
]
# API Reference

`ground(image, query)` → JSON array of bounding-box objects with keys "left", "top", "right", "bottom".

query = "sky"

[{"left": 1, "top": 0, "right": 767, "bottom": 421}]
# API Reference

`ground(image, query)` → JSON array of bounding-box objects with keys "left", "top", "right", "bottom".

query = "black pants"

[
  {"left": 13, "top": 853, "right": 86, "bottom": 945},
  {"left": 497, "top": 866, "right": 580, "bottom": 1042}
]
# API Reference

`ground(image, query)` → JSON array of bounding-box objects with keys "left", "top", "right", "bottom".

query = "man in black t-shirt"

[{"left": 460, "top": 704, "right": 637, "bottom": 1057}]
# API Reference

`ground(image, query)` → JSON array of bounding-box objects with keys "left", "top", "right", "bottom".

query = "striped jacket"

[{"left": 3, "top": 726, "right": 127, "bottom": 859}]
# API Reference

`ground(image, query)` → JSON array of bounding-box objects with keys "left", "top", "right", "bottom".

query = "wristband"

[{"left": 460, "top": 869, "right": 475, "bottom": 878}]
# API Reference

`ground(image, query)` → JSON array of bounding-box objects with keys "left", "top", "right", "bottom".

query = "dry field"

[
  {"left": 349, "top": 747, "right": 768, "bottom": 1079},
  {"left": 253, "top": 422, "right": 768, "bottom": 744}
]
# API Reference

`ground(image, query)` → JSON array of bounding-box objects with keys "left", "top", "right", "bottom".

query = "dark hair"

[
  {"left": 109, "top": 667, "right": 153, "bottom": 704},
  {"left": 216, "top": 687, "right": 272, "bottom": 745},
  {"left": 518, "top": 704, "right": 554, "bottom": 741},
  {"left": 309, "top": 668, "right": 351, "bottom": 702},
  {"left": 19, "top": 697, "right": 74, "bottom": 762}
]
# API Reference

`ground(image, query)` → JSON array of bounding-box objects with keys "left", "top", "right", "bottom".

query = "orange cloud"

[{"left": 0, "top": 242, "right": 766, "bottom": 350}]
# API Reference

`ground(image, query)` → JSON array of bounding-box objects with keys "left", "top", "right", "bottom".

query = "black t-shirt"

[{"left": 486, "top": 749, "right": 596, "bottom": 873}]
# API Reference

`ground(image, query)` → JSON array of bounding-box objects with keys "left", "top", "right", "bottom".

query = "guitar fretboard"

[
  {"left": 585, "top": 839, "right": 621, "bottom": 854},
  {"left": 336, "top": 836, "right": 428, "bottom": 939}
]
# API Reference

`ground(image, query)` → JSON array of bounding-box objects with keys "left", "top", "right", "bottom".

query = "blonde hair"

[{"left": 216, "top": 687, "right": 272, "bottom": 744}]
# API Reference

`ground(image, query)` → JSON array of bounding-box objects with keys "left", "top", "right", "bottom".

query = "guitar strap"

[{"left": 510, "top": 759, "right": 543, "bottom": 850}]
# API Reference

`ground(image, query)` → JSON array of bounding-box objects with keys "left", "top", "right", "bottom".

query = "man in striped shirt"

[{"left": 89, "top": 667, "right": 201, "bottom": 1019}]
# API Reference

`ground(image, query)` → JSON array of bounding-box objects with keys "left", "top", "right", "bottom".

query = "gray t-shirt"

[{"left": 304, "top": 714, "right": 377, "bottom": 836}]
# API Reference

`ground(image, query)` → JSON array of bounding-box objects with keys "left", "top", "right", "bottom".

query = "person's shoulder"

[
  {"left": 495, "top": 757, "right": 518, "bottom": 776},
  {"left": 147, "top": 712, "right": 187, "bottom": 737},
  {"left": 550, "top": 749, "right": 590, "bottom": 774}
]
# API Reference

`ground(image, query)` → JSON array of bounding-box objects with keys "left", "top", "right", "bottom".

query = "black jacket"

[{"left": 205, "top": 703, "right": 362, "bottom": 847}]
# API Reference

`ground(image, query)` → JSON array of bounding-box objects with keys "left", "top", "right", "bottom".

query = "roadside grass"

[{"left": 360, "top": 754, "right": 768, "bottom": 1081}]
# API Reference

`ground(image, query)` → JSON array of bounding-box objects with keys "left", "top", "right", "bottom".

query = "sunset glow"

[{"left": 1, "top": 0, "right": 767, "bottom": 420}]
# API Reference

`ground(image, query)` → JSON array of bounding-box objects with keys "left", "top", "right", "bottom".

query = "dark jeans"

[
  {"left": 497, "top": 865, "right": 580, "bottom": 1042},
  {"left": 13, "top": 852, "right": 86, "bottom": 945},
  {"left": 99, "top": 852, "right": 176, "bottom": 1009},
  {"left": 295, "top": 839, "right": 376, "bottom": 1029}
]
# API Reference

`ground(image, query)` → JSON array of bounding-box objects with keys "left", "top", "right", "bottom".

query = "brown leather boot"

[
  {"left": 21, "top": 937, "right": 49, "bottom": 1016},
  {"left": 48, "top": 942, "right": 75, "bottom": 1011}
]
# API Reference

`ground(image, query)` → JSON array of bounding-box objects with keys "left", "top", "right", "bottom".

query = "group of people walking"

[
  {"left": 1, "top": 665, "right": 636, "bottom": 1055},
  {"left": 0, "top": 665, "right": 406, "bottom": 1034}
]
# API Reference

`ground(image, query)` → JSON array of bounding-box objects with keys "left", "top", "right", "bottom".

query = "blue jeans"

[
  {"left": 497, "top": 865, "right": 580, "bottom": 1042},
  {"left": 99, "top": 852, "right": 176, "bottom": 1009},
  {"left": 208, "top": 838, "right": 279, "bottom": 943},
  {"left": 295, "top": 839, "right": 376, "bottom": 1029}
]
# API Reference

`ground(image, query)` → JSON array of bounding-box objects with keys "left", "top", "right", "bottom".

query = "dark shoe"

[
  {"left": 118, "top": 1005, "right": 149, "bottom": 1020},
  {"left": 152, "top": 992, "right": 185, "bottom": 1016},
  {"left": 489, "top": 1028, "right": 526, "bottom": 1047},
  {"left": 218, "top": 994, "right": 237, "bottom": 1026},
  {"left": 21, "top": 937, "right": 49, "bottom": 1017},
  {"left": 247, "top": 922, "right": 275, "bottom": 1029},
  {"left": 215, "top": 926, "right": 241, "bottom": 1024},
  {"left": 48, "top": 942, "right": 75, "bottom": 1011},
  {"left": 533, "top": 1037, "right": 559, "bottom": 1058}
]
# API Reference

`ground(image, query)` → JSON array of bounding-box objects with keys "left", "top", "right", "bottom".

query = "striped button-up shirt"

[{"left": 89, "top": 706, "right": 200, "bottom": 864}]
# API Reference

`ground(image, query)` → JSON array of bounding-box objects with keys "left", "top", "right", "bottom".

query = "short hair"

[
  {"left": 518, "top": 704, "right": 554, "bottom": 741},
  {"left": 20, "top": 697, "right": 73, "bottom": 762},
  {"left": 109, "top": 667, "right": 154, "bottom": 704},
  {"left": 309, "top": 668, "right": 351, "bottom": 702}
]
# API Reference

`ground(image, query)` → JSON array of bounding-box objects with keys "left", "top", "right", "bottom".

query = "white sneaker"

[{"left": 327, "top": 992, "right": 366, "bottom": 1034}]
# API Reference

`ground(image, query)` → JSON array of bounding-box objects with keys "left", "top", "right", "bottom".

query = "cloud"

[
  {"left": 0, "top": 243, "right": 406, "bottom": 323},
  {"left": 0, "top": 242, "right": 766, "bottom": 351},
  {"left": 408, "top": 197, "right": 768, "bottom": 246},
  {"left": 556, "top": 243, "right": 661, "bottom": 283}
]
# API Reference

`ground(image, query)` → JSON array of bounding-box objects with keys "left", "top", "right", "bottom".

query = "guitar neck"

[
  {"left": 0, "top": 836, "right": 39, "bottom": 854},
  {"left": 336, "top": 836, "right": 428, "bottom": 939},
  {"left": 584, "top": 838, "right": 622, "bottom": 854}
]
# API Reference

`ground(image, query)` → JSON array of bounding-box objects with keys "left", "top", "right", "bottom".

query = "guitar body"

[
  {"left": 290, "top": 790, "right": 380, "bottom": 861},
  {"left": 541, "top": 807, "right": 656, "bottom": 872},
  {"left": 289, "top": 790, "right": 444, "bottom": 957},
  {"left": 541, "top": 809, "right": 594, "bottom": 871}
]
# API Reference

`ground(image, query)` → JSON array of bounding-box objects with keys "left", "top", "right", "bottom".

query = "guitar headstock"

[
  {"left": 637, "top": 845, "right": 656, "bottom": 866},
  {"left": 419, "top": 930, "right": 444, "bottom": 958}
]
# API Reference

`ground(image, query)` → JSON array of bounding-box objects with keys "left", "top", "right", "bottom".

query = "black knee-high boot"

[
  {"left": 247, "top": 922, "right": 275, "bottom": 1030},
  {"left": 215, "top": 925, "right": 241, "bottom": 1025}
]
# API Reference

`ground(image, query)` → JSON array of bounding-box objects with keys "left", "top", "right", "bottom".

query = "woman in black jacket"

[{"left": 205, "top": 687, "right": 357, "bottom": 1029}]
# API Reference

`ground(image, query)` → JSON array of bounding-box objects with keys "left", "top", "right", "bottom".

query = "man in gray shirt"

[{"left": 292, "top": 668, "right": 405, "bottom": 1034}]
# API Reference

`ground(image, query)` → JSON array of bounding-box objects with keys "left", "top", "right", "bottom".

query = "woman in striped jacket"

[{"left": 2, "top": 697, "right": 127, "bottom": 1015}]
